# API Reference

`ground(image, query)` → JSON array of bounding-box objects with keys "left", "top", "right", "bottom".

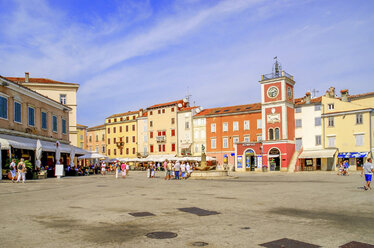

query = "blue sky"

[{"left": 0, "top": 0, "right": 373, "bottom": 127}]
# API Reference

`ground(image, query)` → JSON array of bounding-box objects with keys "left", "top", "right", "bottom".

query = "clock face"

[
  {"left": 287, "top": 87, "right": 293, "bottom": 99},
  {"left": 267, "top": 86, "right": 279, "bottom": 98}
]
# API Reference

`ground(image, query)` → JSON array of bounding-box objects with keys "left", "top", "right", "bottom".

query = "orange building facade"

[{"left": 200, "top": 103, "right": 262, "bottom": 167}]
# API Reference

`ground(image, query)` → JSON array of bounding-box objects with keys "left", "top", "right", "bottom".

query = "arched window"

[
  {"left": 275, "top": 128, "right": 280, "bottom": 140},
  {"left": 269, "top": 128, "right": 274, "bottom": 140}
]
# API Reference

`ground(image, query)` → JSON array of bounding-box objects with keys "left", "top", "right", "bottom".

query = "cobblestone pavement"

[{"left": 0, "top": 171, "right": 373, "bottom": 248}]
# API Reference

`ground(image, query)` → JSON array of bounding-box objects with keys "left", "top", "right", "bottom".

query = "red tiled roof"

[
  {"left": 194, "top": 103, "right": 261, "bottom": 117},
  {"left": 295, "top": 96, "right": 322, "bottom": 105},
  {"left": 180, "top": 106, "right": 199, "bottom": 112},
  {"left": 107, "top": 110, "right": 139, "bottom": 119},
  {"left": 76, "top": 124, "right": 88, "bottom": 128},
  {"left": 349, "top": 91, "right": 374, "bottom": 100},
  {"left": 147, "top": 99, "right": 184, "bottom": 110},
  {"left": 87, "top": 124, "right": 105, "bottom": 131},
  {"left": 5, "top": 77, "right": 78, "bottom": 86}
]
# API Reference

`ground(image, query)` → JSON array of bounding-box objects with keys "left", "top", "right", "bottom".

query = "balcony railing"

[
  {"left": 262, "top": 70, "right": 293, "bottom": 80},
  {"left": 156, "top": 136, "right": 166, "bottom": 142}
]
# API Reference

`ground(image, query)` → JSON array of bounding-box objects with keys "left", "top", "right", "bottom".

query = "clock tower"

[{"left": 259, "top": 58, "right": 296, "bottom": 171}]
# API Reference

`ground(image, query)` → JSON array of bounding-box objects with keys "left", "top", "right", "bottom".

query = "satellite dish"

[{"left": 178, "top": 103, "right": 182, "bottom": 108}]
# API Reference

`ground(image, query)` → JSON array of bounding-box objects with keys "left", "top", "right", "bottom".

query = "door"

[
  {"left": 316, "top": 158, "right": 321, "bottom": 170},
  {"left": 327, "top": 158, "right": 334, "bottom": 171}
]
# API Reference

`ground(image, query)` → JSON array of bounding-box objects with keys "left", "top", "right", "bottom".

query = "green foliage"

[{"left": 5, "top": 158, "right": 33, "bottom": 171}]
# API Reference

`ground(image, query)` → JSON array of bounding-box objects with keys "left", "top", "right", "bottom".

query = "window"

[
  {"left": 223, "top": 122, "right": 228, "bottom": 132},
  {"left": 102, "top": 146, "right": 105, "bottom": 153},
  {"left": 194, "top": 131, "right": 199, "bottom": 139},
  {"left": 89, "top": 136, "right": 92, "bottom": 142},
  {"left": 150, "top": 145, "right": 154, "bottom": 153},
  {"left": 171, "top": 107, "right": 174, "bottom": 112},
  {"left": 114, "top": 118, "right": 117, "bottom": 122},
  {"left": 314, "top": 104, "right": 321, "bottom": 111},
  {"left": 211, "top": 138, "right": 216, "bottom": 149},
  {"left": 126, "top": 126, "right": 128, "bottom": 132},
  {"left": 171, "top": 143, "right": 176, "bottom": 152},
  {"left": 171, "top": 118, "right": 175, "bottom": 124},
  {"left": 126, "top": 137, "right": 129, "bottom": 143},
  {"left": 113, "top": 127, "right": 116, "bottom": 133},
  {"left": 14, "top": 102, "right": 21, "bottom": 123},
  {"left": 257, "top": 119, "right": 262, "bottom": 129},
  {"left": 223, "top": 137, "right": 228, "bottom": 148},
  {"left": 62, "top": 118, "right": 67, "bottom": 134},
  {"left": 96, "top": 146, "right": 99, "bottom": 152},
  {"left": 269, "top": 129, "right": 274, "bottom": 140},
  {"left": 158, "top": 110, "right": 161, "bottom": 114},
  {"left": 315, "top": 117, "right": 321, "bottom": 126},
  {"left": 113, "top": 138, "right": 116, "bottom": 143},
  {"left": 295, "top": 107, "right": 301, "bottom": 113},
  {"left": 328, "top": 104, "right": 334, "bottom": 110},
  {"left": 233, "top": 121, "right": 239, "bottom": 131},
  {"left": 163, "top": 144, "right": 166, "bottom": 152},
  {"left": 108, "top": 119, "right": 111, "bottom": 123},
  {"left": 356, "top": 114, "right": 363, "bottom": 125},
  {"left": 257, "top": 134, "right": 262, "bottom": 141},
  {"left": 328, "top": 136, "right": 336, "bottom": 147},
  {"left": 315, "top": 135, "right": 322, "bottom": 146},
  {"left": 211, "top": 123, "right": 216, "bottom": 132},
  {"left": 120, "top": 126, "right": 122, "bottom": 132},
  {"left": 355, "top": 134, "right": 364, "bottom": 146},
  {"left": 102, "top": 134, "right": 105, "bottom": 141},
  {"left": 150, "top": 121, "right": 153, "bottom": 127},
  {"left": 244, "top": 120, "right": 249, "bottom": 130},
  {"left": 185, "top": 121, "right": 190, "bottom": 129},
  {"left": 120, "top": 137, "right": 123, "bottom": 142},
  {"left": 114, "top": 149, "right": 116, "bottom": 156},
  {"left": 120, "top": 117, "right": 123, "bottom": 121},
  {"left": 195, "top": 144, "right": 199, "bottom": 153},
  {"left": 295, "top": 119, "right": 302, "bottom": 128},
  {"left": 28, "top": 106, "right": 35, "bottom": 126},
  {"left": 107, "top": 128, "right": 110, "bottom": 134},
  {"left": 0, "top": 96, "right": 8, "bottom": 119},
  {"left": 126, "top": 148, "right": 129, "bottom": 155},
  {"left": 201, "top": 130, "right": 205, "bottom": 138},
  {"left": 233, "top": 136, "right": 239, "bottom": 144},
  {"left": 150, "top": 111, "right": 153, "bottom": 115},
  {"left": 244, "top": 135, "right": 250, "bottom": 142},
  {"left": 96, "top": 135, "right": 98, "bottom": 142},
  {"left": 80, "top": 135, "right": 83, "bottom": 140},
  {"left": 132, "top": 125, "right": 135, "bottom": 131},
  {"left": 150, "top": 131, "right": 154, "bottom": 139},
  {"left": 275, "top": 128, "right": 280, "bottom": 140},
  {"left": 328, "top": 117, "right": 334, "bottom": 127},
  {"left": 120, "top": 148, "right": 123, "bottom": 155},
  {"left": 171, "top": 129, "right": 175, "bottom": 136},
  {"left": 162, "top": 109, "right": 165, "bottom": 113},
  {"left": 295, "top": 138, "right": 302, "bottom": 151},
  {"left": 60, "top": 94, "right": 66, "bottom": 104},
  {"left": 107, "top": 138, "right": 110, "bottom": 144},
  {"left": 133, "top": 148, "right": 136, "bottom": 154},
  {"left": 132, "top": 136, "right": 135, "bottom": 142},
  {"left": 107, "top": 149, "right": 110, "bottom": 155},
  {"left": 52, "top": 115, "right": 57, "bottom": 132},
  {"left": 126, "top": 116, "right": 129, "bottom": 120}
]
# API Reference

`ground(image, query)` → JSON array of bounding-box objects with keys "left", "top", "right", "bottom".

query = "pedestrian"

[
  {"left": 361, "top": 158, "right": 374, "bottom": 191},
  {"left": 344, "top": 160, "right": 349, "bottom": 176},
  {"left": 167, "top": 160, "right": 172, "bottom": 180},
  {"left": 101, "top": 162, "right": 106, "bottom": 176},
  {"left": 186, "top": 162, "right": 192, "bottom": 178},
  {"left": 180, "top": 161, "right": 186, "bottom": 179},
  {"left": 147, "top": 163, "right": 151, "bottom": 178},
  {"left": 157, "top": 162, "right": 161, "bottom": 171},
  {"left": 16, "top": 158, "right": 26, "bottom": 183},
  {"left": 9, "top": 159, "right": 17, "bottom": 183},
  {"left": 337, "top": 161, "right": 344, "bottom": 176},
  {"left": 150, "top": 163, "right": 155, "bottom": 178},
  {"left": 126, "top": 163, "right": 130, "bottom": 176},
  {"left": 121, "top": 162, "right": 126, "bottom": 178},
  {"left": 174, "top": 161, "right": 181, "bottom": 180},
  {"left": 116, "top": 163, "right": 121, "bottom": 179}
]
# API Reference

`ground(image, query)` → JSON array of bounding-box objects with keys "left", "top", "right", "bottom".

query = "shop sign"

[
  {"left": 242, "top": 143, "right": 258, "bottom": 147},
  {"left": 337, "top": 152, "right": 368, "bottom": 158}
]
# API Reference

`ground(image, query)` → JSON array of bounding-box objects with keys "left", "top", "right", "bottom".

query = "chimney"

[
  {"left": 328, "top": 87, "right": 335, "bottom": 98},
  {"left": 304, "top": 92, "right": 311, "bottom": 104},
  {"left": 341, "top": 89, "right": 349, "bottom": 102},
  {"left": 139, "top": 108, "right": 143, "bottom": 117},
  {"left": 25, "top": 72, "right": 29, "bottom": 83}
]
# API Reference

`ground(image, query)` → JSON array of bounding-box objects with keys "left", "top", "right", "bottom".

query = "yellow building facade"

[
  {"left": 76, "top": 124, "right": 87, "bottom": 149},
  {"left": 105, "top": 110, "right": 140, "bottom": 159},
  {"left": 322, "top": 88, "right": 374, "bottom": 170},
  {"left": 147, "top": 99, "right": 189, "bottom": 155}
]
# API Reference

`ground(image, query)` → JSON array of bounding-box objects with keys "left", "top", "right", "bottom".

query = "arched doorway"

[
  {"left": 268, "top": 148, "right": 280, "bottom": 171},
  {"left": 245, "top": 149, "right": 256, "bottom": 171}
]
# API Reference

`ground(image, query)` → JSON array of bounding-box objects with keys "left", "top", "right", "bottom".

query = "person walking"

[
  {"left": 101, "top": 162, "right": 106, "bottom": 176},
  {"left": 174, "top": 161, "right": 181, "bottom": 180},
  {"left": 115, "top": 163, "right": 121, "bottom": 179},
  {"left": 344, "top": 160, "right": 349, "bottom": 176},
  {"left": 121, "top": 162, "right": 126, "bottom": 178},
  {"left": 166, "top": 160, "right": 172, "bottom": 180},
  {"left": 180, "top": 162, "right": 186, "bottom": 179},
  {"left": 16, "top": 158, "right": 26, "bottom": 183},
  {"left": 9, "top": 159, "right": 17, "bottom": 183},
  {"left": 361, "top": 158, "right": 374, "bottom": 190},
  {"left": 126, "top": 163, "right": 130, "bottom": 176}
]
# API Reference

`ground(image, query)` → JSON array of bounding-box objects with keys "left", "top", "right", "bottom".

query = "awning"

[
  {"left": 337, "top": 152, "right": 368, "bottom": 158},
  {"left": 0, "top": 133, "right": 88, "bottom": 155},
  {"left": 180, "top": 143, "right": 192, "bottom": 149},
  {"left": 299, "top": 149, "right": 337, "bottom": 159}
]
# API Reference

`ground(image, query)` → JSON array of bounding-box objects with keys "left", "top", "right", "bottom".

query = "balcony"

[
  {"left": 156, "top": 136, "right": 166, "bottom": 143},
  {"left": 116, "top": 141, "right": 124, "bottom": 148},
  {"left": 262, "top": 70, "right": 293, "bottom": 81}
]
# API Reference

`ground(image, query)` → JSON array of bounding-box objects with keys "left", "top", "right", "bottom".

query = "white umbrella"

[
  {"left": 55, "top": 141, "right": 61, "bottom": 164},
  {"left": 35, "top": 139, "right": 42, "bottom": 168},
  {"left": 70, "top": 146, "right": 75, "bottom": 167},
  {"left": 78, "top": 152, "right": 107, "bottom": 159}
]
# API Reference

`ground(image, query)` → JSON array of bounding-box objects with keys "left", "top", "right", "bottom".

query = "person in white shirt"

[
  {"left": 186, "top": 162, "right": 192, "bottom": 177},
  {"left": 174, "top": 161, "right": 181, "bottom": 180},
  {"left": 9, "top": 159, "right": 17, "bottom": 183},
  {"left": 361, "top": 158, "right": 374, "bottom": 190},
  {"left": 180, "top": 162, "right": 186, "bottom": 179},
  {"left": 126, "top": 163, "right": 130, "bottom": 176},
  {"left": 101, "top": 162, "right": 106, "bottom": 176}
]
